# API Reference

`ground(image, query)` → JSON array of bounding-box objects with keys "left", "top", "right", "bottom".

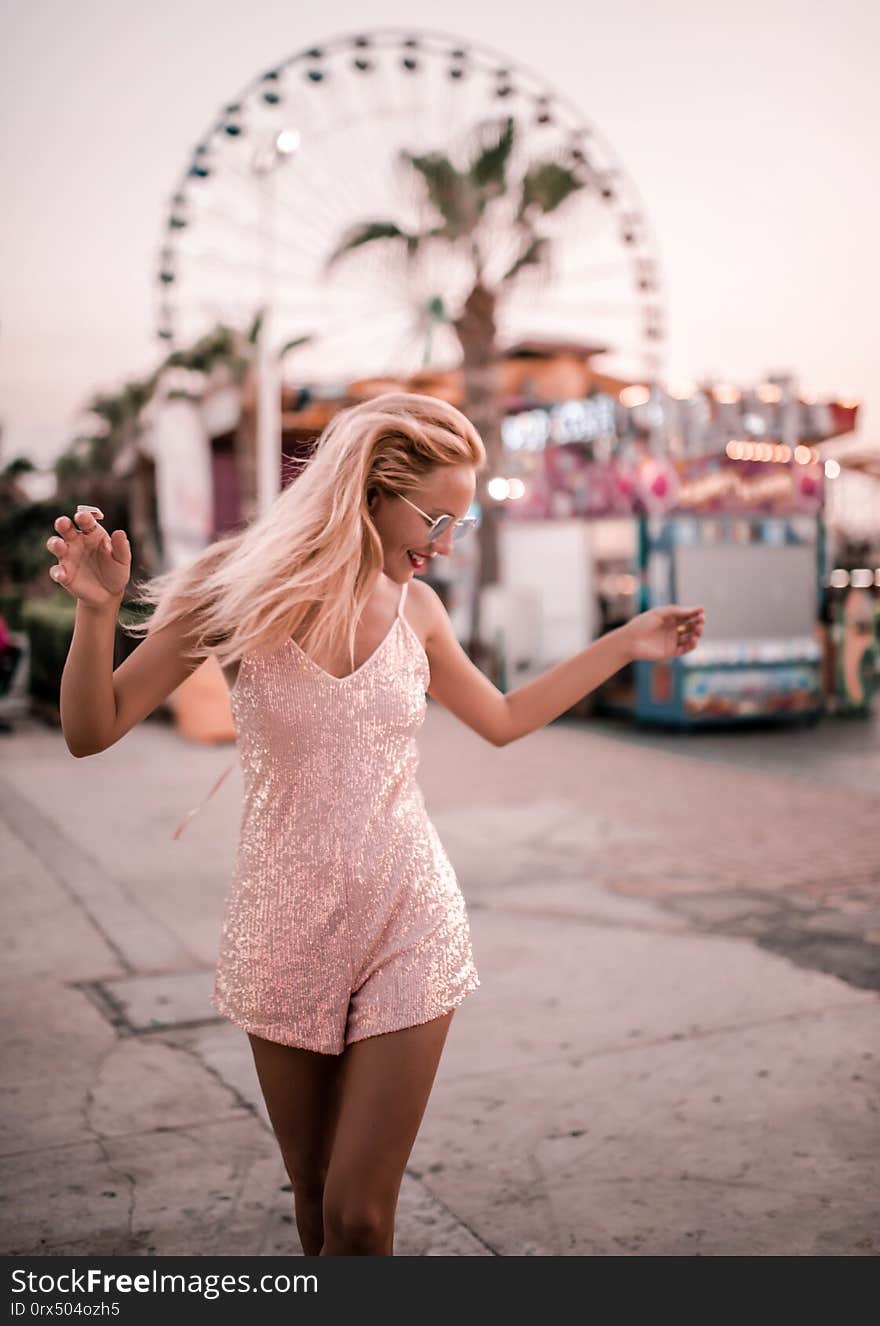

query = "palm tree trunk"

[
  {"left": 128, "top": 449, "right": 162, "bottom": 579},
  {"left": 454, "top": 283, "right": 504, "bottom": 662},
  {"left": 235, "top": 363, "right": 260, "bottom": 527}
]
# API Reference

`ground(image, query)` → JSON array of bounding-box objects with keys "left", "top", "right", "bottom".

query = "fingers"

[
  {"left": 51, "top": 509, "right": 105, "bottom": 539},
  {"left": 673, "top": 607, "right": 706, "bottom": 637},
  {"left": 75, "top": 509, "right": 114, "bottom": 558},
  {"left": 675, "top": 606, "right": 705, "bottom": 653},
  {"left": 109, "top": 528, "right": 131, "bottom": 564},
  {"left": 73, "top": 508, "right": 105, "bottom": 537},
  {"left": 53, "top": 515, "right": 81, "bottom": 544},
  {"left": 48, "top": 509, "right": 115, "bottom": 584},
  {"left": 47, "top": 520, "right": 74, "bottom": 581}
]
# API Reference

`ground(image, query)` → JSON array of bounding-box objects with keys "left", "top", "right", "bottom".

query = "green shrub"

[
  {"left": 22, "top": 594, "right": 76, "bottom": 703},
  {"left": 0, "top": 590, "right": 24, "bottom": 631},
  {"left": 21, "top": 594, "right": 156, "bottom": 706}
]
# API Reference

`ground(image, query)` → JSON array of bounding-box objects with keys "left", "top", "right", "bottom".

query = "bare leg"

[
  {"left": 321, "top": 1010, "right": 454, "bottom": 1256},
  {"left": 247, "top": 1034, "right": 344, "bottom": 1255}
]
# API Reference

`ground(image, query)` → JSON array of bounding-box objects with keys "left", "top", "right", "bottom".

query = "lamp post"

[{"left": 252, "top": 129, "right": 300, "bottom": 519}]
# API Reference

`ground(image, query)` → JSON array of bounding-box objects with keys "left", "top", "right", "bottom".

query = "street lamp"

[{"left": 251, "top": 129, "right": 300, "bottom": 519}]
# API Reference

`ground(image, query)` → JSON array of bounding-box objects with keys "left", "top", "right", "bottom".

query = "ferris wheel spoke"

[
  {"left": 273, "top": 311, "right": 416, "bottom": 358},
  {"left": 180, "top": 199, "right": 324, "bottom": 268},
  {"left": 181, "top": 206, "right": 402, "bottom": 298},
  {"left": 379, "top": 324, "right": 432, "bottom": 376},
  {"left": 553, "top": 259, "right": 646, "bottom": 284},
  {"left": 178, "top": 238, "right": 328, "bottom": 284},
  {"left": 203, "top": 160, "right": 357, "bottom": 265},
  {"left": 271, "top": 303, "right": 413, "bottom": 332},
  {"left": 209, "top": 129, "right": 363, "bottom": 249},
  {"left": 276, "top": 75, "right": 384, "bottom": 214},
  {"left": 275, "top": 168, "right": 391, "bottom": 263},
  {"left": 524, "top": 297, "right": 644, "bottom": 315},
  {"left": 385, "top": 50, "right": 445, "bottom": 145},
  {"left": 279, "top": 148, "right": 369, "bottom": 230},
  {"left": 179, "top": 263, "right": 416, "bottom": 333},
  {"left": 294, "top": 78, "right": 419, "bottom": 225},
  {"left": 159, "top": 30, "right": 665, "bottom": 375},
  {"left": 176, "top": 303, "right": 405, "bottom": 362}
]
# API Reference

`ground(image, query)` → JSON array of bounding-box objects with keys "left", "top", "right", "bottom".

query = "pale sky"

[{"left": 2, "top": 0, "right": 878, "bottom": 468}]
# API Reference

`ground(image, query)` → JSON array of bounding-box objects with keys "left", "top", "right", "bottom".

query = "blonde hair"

[{"left": 123, "top": 392, "right": 486, "bottom": 672}]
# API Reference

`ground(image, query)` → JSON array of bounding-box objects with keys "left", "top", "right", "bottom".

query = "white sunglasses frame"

[{"left": 395, "top": 492, "right": 480, "bottom": 543}]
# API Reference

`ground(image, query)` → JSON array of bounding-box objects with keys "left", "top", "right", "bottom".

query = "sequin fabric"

[{"left": 211, "top": 579, "right": 480, "bottom": 1054}]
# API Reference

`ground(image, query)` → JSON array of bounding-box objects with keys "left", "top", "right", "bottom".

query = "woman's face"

[{"left": 369, "top": 464, "right": 477, "bottom": 582}]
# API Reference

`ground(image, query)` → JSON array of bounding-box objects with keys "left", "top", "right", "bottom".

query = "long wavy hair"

[{"left": 122, "top": 392, "right": 486, "bottom": 672}]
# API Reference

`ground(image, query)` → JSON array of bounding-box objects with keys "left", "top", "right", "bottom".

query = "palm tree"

[
  {"left": 78, "top": 374, "right": 164, "bottom": 579},
  {"left": 162, "top": 317, "right": 259, "bottom": 526},
  {"left": 52, "top": 335, "right": 244, "bottom": 582},
  {"left": 326, "top": 116, "right": 584, "bottom": 651},
  {"left": 163, "top": 313, "right": 312, "bottom": 525},
  {"left": 73, "top": 317, "right": 314, "bottom": 553}
]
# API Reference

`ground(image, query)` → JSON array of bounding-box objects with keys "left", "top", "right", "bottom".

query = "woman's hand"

[
  {"left": 47, "top": 507, "right": 131, "bottom": 608},
  {"left": 619, "top": 604, "right": 706, "bottom": 662}
]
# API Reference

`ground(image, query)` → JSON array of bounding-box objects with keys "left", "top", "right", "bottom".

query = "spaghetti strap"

[{"left": 397, "top": 579, "right": 409, "bottom": 616}]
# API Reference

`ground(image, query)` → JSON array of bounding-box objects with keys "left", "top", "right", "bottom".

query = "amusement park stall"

[
  {"left": 497, "top": 380, "right": 861, "bottom": 728},
  {"left": 613, "top": 450, "right": 827, "bottom": 727}
]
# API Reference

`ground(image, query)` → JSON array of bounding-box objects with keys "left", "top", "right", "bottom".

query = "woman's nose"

[{"left": 432, "top": 527, "right": 456, "bottom": 556}]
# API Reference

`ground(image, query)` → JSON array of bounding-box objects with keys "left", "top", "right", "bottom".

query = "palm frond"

[
  {"left": 278, "top": 334, "right": 314, "bottom": 362},
  {"left": 247, "top": 310, "right": 264, "bottom": 345},
  {"left": 402, "top": 151, "right": 477, "bottom": 237},
  {"left": 325, "top": 221, "right": 411, "bottom": 269},
  {"left": 469, "top": 116, "right": 515, "bottom": 195},
  {"left": 85, "top": 397, "right": 121, "bottom": 430},
  {"left": 502, "top": 234, "right": 550, "bottom": 283},
  {"left": 122, "top": 378, "right": 158, "bottom": 416},
  {"left": 518, "top": 162, "right": 584, "bottom": 218},
  {"left": 162, "top": 323, "right": 241, "bottom": 372}
]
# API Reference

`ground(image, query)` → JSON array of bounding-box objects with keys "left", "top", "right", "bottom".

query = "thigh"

[
  {"left": 324, "top": 1011, "right": 454, "bottom": 1206},
  {"left": 248, "top": 1033, "right": 344, "bottom": 1189}
]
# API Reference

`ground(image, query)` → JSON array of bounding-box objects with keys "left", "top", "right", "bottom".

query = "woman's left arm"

[
  {"left": 419, "top": 579, "right": 705, "bottom": 747},
  {"left": 503, "top": 603, "right": 705, "bottom": 743}
]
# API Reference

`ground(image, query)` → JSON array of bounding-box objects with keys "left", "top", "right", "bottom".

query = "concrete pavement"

[{"left": 2, "top": 699, "right": 878, "bottom": 1255}]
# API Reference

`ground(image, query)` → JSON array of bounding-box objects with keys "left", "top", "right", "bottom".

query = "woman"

[{"left": 49, "top": 392, "right": 705, "bottom": 1256}]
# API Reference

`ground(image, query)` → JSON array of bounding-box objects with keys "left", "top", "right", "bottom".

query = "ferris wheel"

[{"left": 155, "top": 29, "right": 667, "bottom": 389}]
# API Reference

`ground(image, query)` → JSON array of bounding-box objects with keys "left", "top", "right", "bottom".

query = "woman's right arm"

[
  {"left": 61, "top": 597, "right": 203, "bottom": 757},
  {"left": 50, "top": 507, "right": 204, "bottom": 757}
]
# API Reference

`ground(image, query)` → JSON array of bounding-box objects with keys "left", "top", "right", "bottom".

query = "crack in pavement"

[
  {"left": 440, "top": 997, "right": 872, "bottom": 1084},
  {"left": 81, "top": 1041, "right": 138, "bottom": 1252}
]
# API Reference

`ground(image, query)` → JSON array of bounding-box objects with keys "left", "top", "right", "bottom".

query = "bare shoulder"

[
  {"left": 405, "top": 575, "right": 448, "bottom": 648},
  {"left": 405, "top": 576, "right": 508, "bottom": 746}
]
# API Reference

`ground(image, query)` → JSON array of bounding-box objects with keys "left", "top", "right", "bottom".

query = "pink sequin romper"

[{"left": 211, "top": 579, "right": 480, "bottom": 1054}]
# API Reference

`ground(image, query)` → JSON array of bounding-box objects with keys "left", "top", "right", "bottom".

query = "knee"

[{"left": 322, "top": 1196, "right": 393, "bottom": 1254}]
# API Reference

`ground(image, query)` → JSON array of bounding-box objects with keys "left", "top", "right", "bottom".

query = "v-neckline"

[
  {"left": 287, "top": 581, "right": 408, "bottom": 684},
  {"left": 287, "top": 614, "right": 402, "bottom": 685}
]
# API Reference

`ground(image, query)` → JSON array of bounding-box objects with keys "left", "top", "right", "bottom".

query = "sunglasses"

[{"left": 396, "top": 492, "right": 480, "bottom": 543}]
